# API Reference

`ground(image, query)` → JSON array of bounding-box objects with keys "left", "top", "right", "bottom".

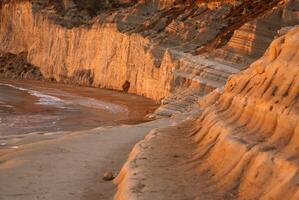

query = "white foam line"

[
  {"left": 9, "top": 146, "right": 19, "bottom": 149},
  {"left": 0, "top": 104, "right": 13, "bottom": 108},
  {"left": 0, "top": 83, "right": 129, "bottom": 114},
  {"left": 0, "top": 83, "right": 66, "bottom": 107},
  {"left": 0, "top": 100, "right": 13, "bottom": 108},
  {"left": 75, "top": 98, "right": 129, "bottom": 114},
  {"left": 45, "top": 90, "right": 129, "bottom": 114}
]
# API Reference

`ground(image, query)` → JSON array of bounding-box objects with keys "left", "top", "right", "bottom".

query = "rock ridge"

[
  {"left": 114, "top": 25, "right": 299, "bottom": 199},
  {"left": 1, "top": 0, "right": 298, "bottom": 101}
]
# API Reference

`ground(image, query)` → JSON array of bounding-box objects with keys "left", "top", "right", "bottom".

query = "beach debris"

[{"left": 103, "top": 171, "right": 115, "bottom": 181}]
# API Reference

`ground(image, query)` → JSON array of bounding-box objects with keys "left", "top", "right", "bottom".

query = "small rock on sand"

[{"left": 103, "top": 171, "right": 115, "bottom": 181}]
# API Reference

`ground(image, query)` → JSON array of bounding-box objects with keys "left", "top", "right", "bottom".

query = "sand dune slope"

[{"left": 114, "top": 26, "right": 299, "bottom": 200}]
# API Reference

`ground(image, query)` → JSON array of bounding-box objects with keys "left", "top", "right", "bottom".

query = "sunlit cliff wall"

[
  {"left": 114, "top": 25, "right": 299, "bottom": 200},
  {"left": 209, "top": 0, "right": 299, "bottom": 67},
  {"left": 192, "top": 25, "right": 299, "bottom": 199},
  {"left": 0, "top": 1, "right": 175, "bottom": 100},
  {"left": 0, "top": 0, "right": 297, "bottom": 101},
  {"left": 0, "top": 0, "right": 241, "bottom": 101}
]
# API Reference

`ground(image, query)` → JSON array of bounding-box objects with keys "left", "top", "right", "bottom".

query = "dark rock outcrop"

[{"left": 0, "top": 51, "right": 44, "bottom": 80}]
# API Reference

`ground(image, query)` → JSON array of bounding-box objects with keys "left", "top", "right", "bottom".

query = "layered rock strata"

[
  {"left": 0, "top": 0, "right": 295, "bottom": 101},
  {"left": 115, "top": 26, "right": 299, "bottom": 199},
  {"left": 209, "top": 0, "right": 299, "bottom": 67},
  {"left": 1, "top": 1, "right": 299, "bottom": 199},
  {"left": 0, "top": 0, "right": 235, "bottom": 101}
]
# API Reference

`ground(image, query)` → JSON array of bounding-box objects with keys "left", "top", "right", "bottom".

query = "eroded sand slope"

[{"left": 115, "top": 25, "right": 299, "bottom": 200}]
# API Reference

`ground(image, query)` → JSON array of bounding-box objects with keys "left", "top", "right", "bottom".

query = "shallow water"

[{"left": 0, "top": 79, "right": 158, "bottom": 136}]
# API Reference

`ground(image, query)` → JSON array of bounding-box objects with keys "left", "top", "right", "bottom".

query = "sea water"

[{"left": 0, "top": 79, "right": 157, "bottom": 136}]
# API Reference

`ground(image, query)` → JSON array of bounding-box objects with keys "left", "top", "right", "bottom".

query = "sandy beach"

[
  {"left": 0, "top": 117, "right": 179, "bottom": 200},
  {"left": 2, "top": 0, "right": 299, "bottom": 199},
  {"left": 0, "top": 119, "right": 177, "bottom": 200},
  {"left": 0, "top": 79, "right": 158, "bottom": 136},
  {"left": 0, "top": 79, "right": 161, "bottom": 200}
]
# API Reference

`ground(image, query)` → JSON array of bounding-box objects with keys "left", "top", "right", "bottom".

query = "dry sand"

[{"left": 0, "top": 117, "right": 179, "bottom": 200}]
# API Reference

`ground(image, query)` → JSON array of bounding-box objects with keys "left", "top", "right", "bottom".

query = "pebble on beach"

[{"left": 103, "top": 171, "right": 115, "bottom": 181}]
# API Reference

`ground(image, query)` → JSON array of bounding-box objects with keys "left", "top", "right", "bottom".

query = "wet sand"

[
  {"left": 0, "top": 79, "right": 158, "bottom": 136},
  {"left": 0, "top": 79, "right": 163, "bottom": 200},
  {"left": 0, "top": 117, "right": 178, "bottom": 200}
]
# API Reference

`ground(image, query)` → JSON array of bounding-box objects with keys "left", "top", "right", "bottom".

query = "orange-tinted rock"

[
  {"left": 103, "top": 171, "right": 115, "bottom": 181},
  {"left": 0, "top": 0, "right": 243, "bottom": 101},
  {"left": 114, "top": 26, "right": 299, "bottom": 200}
]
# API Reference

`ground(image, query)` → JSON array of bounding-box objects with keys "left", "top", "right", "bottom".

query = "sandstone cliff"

[
  {"left": 209, "top": 0, "right": 299, "bottom": 67},
  {"left": 1, "top": 0, "right": 299, "bottom": 199},
  {"left": 114, "top": 25, "right": 299, "bottom": 200},
  {"left": 1, "top": 0, "right": 297, "bottom": 101}
]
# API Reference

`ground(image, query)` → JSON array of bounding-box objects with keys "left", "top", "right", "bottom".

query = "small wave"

[
  {"left": 29, "top": 90, "right": 65, "bottom": 106},
  {"left": 0, "top": 83, "right": 66, "bottom": 107},
  {"left": 0, "top": 83, "right": 128, "bottom": 114},
  {"left": 0, "top": 104, "right": 13, "bottom": 108},
  {"left": 75, "top": 98, "right": 129, "bottom": 114},
  {"left": 0, "top": 100, "right": 14, "bottom": 108},
  {"left": 45, "top": 90, "right": 129, "bottom": 114}
]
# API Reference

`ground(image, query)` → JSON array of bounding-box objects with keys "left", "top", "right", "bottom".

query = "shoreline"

[
  {"left": 0, "top": 116, "right": 178, "bottom": 200},
  {"left": 0, "top": 78, "right": 159, "bottom": 136},
  {"left": 0, "top": 78, "right": 164, "bottom": 200}
]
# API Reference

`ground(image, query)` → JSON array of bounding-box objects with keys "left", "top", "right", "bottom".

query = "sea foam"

[{"left": 0, "top": 83, "right": 66, "bottom": 107}]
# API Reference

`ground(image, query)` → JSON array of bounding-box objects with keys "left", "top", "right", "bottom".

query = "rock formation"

[
  {"left": 115, "top": 25, "right": 299, "bottom": 200},
  {"left": 1, "top": 0, "right": 298, "bottom": 101},
  {"left": 0, "top": 51, "right": 43, "bottom": 80},
  {"left": 0, "top": 0, "right": 299, "bottom": 199},
  {"left": 209, "top": 0, "right": 299, "bottom": 67}
]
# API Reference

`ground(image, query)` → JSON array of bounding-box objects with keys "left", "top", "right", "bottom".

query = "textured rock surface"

[
  {"left": 0, "top": 1, "right": 174, "bottom": 100},
  {"left": 209, "top": 0, "right": 299, "bottom": 67},
  {"left": 0, "top": 51, "right": 43, "bottom": 80},
  {"left": 115, "top": 26, "right": 299, "bottom": 199},
  {"left": 0, "top": 0, "right": 294, "bottom": 101},
  {"left": 0, "top": 0, "right": 299, "bottom": 199},
  {"left": 0, "top": 1, "right": 218, "bottom": 100}
]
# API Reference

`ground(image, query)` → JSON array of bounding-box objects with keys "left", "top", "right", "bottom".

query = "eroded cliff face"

[
  {"left": 115, "top": 26, "right": 299, "bottom": 199},
  {"left": 209, "top": 0, "right": 299, "bottom": 67},
  {"left": 192, "top": 25, "right": 299, "bottom": 199},
  {"left": 1, "top": 1, "right": 299, "bottom": 199},
  {"left": 0, "top": 1, "right": 176, "bottom": 100},
  {"left": 0, "top": 0, "right": 234, "bottom": 101},
  {"left": 1, "top": 0, "right": 296, "bottom": 101}
]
